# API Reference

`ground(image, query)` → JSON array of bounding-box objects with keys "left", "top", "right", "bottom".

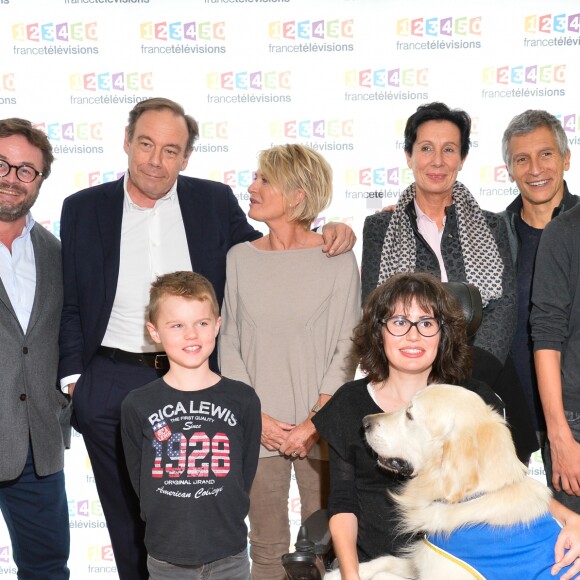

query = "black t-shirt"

[
  {"left": 512, "top": 216, "right": 545, "bottom": 431},
  {"left": 121, "top": 376, "right": 261, "bottom": 565}
]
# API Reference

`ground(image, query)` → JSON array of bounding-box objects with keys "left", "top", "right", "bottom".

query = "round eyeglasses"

[
  {"left": 379, "top": 316, "right": 442, "bottom": 337},
  {"left": 0, "top": 160, "right": 44, "bottom": 183}
]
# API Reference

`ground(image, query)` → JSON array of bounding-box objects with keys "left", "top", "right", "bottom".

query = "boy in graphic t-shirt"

[{"left": 121, "top": 271, "right": 261, "bottom": 580}]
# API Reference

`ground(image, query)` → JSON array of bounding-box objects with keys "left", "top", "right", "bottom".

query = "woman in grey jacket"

[{"left": 362, "top": 102, "right": 515, "bottom": 364}]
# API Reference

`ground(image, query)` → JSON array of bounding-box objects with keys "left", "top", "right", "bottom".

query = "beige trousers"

[{"left": 248, "top": 456, "right": 329, "bottom": 580}]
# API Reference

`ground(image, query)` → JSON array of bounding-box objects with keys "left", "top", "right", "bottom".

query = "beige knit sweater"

[{"left": 219, "top": 242, "right": 361, "bottom": 458}]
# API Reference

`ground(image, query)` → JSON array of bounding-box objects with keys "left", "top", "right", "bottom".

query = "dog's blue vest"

[{"left": 425, "top": 513, "right": 577, "bottom": 579}]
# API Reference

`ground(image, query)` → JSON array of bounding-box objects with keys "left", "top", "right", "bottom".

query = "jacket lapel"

[
  {"left": 178, "top": 178, "right": 200, "bottom": 272},
  {"left": 98, "top": 178, "right": 124, "bottom": 304},
  {"left": 26, "top": 224, "right": 52, "bottom": 336}
]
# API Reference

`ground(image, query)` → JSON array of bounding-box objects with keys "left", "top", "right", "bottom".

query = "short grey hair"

[{"left": 502, "top": 110, "right": 568, "bottom": 169}]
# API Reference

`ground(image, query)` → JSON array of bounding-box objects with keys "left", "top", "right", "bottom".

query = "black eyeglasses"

[
  {"left": 0, "top": 160, "right": 44, "bottom": 183},
  {"left": 379, "top": 316, "right": 442, "bottom": 337}
]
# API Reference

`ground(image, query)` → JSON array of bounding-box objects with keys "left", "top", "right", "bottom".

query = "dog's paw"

[{"left": 324, "top": 570, "right": 341, "bottom": 580}]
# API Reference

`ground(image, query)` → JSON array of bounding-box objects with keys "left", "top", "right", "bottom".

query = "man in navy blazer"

[
  {"left": 59, "top": 97, "right": 354, "bottom": 580},
  {"left": 0, "top": 118, "right": 70, "bottom": 578}
]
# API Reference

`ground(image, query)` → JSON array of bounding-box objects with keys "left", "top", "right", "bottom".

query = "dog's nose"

[{"left": 362, "top": 416, "right": 372, "bottom": 431}]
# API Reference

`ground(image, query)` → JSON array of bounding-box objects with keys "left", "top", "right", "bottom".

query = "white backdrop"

[{"left": 1, "top": 0, "right": 579, "bottom": 576}]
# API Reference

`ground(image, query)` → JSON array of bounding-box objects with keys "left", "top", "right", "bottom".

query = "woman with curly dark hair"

[{"left": 312, "top": 273, "right": 502, "bottom": 579}]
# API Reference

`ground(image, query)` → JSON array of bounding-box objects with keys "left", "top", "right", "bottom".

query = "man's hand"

[
  {"left": 553, "top": 511, "right": 580, "bottom": 579},
  {"left": 549, "top": 429, "right": 580, "bottom": 496},
  {"left": 260, "top": 413, "right": 294, "bottom": 452},
  {"left": 321, "top": 222, "right": 356, "bottom": 256},
  {"left": 279, "top": 418, "right": 319, "bottom": 458},
  {"left": 68, "top": 383, "right": 76, "bottom": 397}
]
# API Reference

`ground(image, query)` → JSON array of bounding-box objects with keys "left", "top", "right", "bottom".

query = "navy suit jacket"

[{"left": 58, "top": 175, "right": 261, "bottom": 379}]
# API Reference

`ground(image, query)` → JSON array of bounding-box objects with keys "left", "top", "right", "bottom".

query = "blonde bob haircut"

[{"left": 257, "top": 144, "right": 333, "bottom": 228}]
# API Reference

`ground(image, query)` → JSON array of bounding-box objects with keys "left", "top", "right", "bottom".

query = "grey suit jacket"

[{"left": 0, "top": 222, "right": 70, "bottom": 480}]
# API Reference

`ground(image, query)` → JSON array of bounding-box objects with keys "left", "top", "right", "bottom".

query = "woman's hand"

[
  {"left": 260, "top": 413, "right": 294, "bottom": 452},
  {"left": 279, "top": 418, "right": 319, "bottom": 458}
]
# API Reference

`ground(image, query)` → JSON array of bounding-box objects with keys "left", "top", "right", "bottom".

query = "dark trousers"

[
  {"left": 0, "top": 447, "right": 69, "bottom": 579},
  {"left": 72, "top": 352, "right": 164, "bottom": 580}
]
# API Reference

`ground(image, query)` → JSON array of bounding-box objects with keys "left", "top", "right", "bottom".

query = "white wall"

[{"left": 1, "top": 0, "right": 576, "bottom": 574}]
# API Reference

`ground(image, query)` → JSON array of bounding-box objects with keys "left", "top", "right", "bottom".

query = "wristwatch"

[{"left": 311, "top": 402, "right": 322, "bottom": 414}]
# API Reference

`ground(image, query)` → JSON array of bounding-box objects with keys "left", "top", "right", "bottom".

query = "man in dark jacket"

[{"left": 499, "top": 110, "right": 579, "bottom": 506}]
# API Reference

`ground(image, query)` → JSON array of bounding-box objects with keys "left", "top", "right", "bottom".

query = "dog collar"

[{"left": 433, "top": 491, "right": 487, "bottom": 504}]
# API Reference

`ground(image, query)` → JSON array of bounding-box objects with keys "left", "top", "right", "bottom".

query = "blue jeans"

[
  {"left": 543, "top": 410, "right": 580, "bottom": 514},
  {"left": 147, "top": 549, "right": 250, "bottom": 580},
  {"left": 0, "top": 447, "right": 70, "bottom": 579}
]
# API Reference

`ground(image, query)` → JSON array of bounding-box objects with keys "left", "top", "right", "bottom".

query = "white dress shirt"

[
  {"left": 61, "top": 173, "right": 192, "bottom": 391},
  {"left": 102, "top": 172, "right": 192, "bottom": 352},
  {"left": 0, "top": 213, "right": 36, "bottom": 333},
  {"left": 415, "top": 199, "right": 448, "bottom": 282}
]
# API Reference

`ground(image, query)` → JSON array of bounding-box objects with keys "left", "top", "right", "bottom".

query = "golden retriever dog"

[{"left": 326, "top": 385, "right": 570, "bottom": 580}]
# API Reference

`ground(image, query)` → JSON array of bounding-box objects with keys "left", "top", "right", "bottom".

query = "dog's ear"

[
  {"left": 440, "top": 418, "right": 525, "bottom": 502},
  {"left": 439, "top": 430, "right": 480, "bottom": 502},
  {"left": 474, "top": 420, "right": 526, "bottom": 486}
]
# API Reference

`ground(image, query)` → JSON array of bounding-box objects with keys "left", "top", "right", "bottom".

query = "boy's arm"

[
  {"left": 242, "top": 392, "right": 262, "bottom": 493},
  {"left": 120, "top": 399, "right": 143, "bottom": 497}
]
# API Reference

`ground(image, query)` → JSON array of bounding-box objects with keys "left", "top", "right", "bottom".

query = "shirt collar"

[
  {"left": 414, "top": 199, "right": 446, "bottom": 226},
  {"left": 123, "top": 171, "right": 178, "bottom": 211}
]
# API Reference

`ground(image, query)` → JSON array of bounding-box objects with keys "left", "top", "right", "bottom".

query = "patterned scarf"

[{"left": 377, "top": 181, "right": 503, "bottom": 307}]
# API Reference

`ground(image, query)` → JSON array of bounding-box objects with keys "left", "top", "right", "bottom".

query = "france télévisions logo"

[
  {"left": 268, "top": 18, "right": 353, "bottom": 40},
  {"left": 207, "top": 70, "right": 290, "bottom": 91},
  {"left": 68, "top": 72, "right": 152, "bottom": 105},
  {"left": 36, "top": 121, "right": 104, "bottom": 155},
  {"left": 343, "top": 68, "right": 428, "bottom": 103},
  {"left": 206, "top": 71, "right": 291, "bottom": 104},
  {"left": 38, "top": 121, "right": 103, "bottom": 142},
  {"left": 12, "top": 22, "right": 99, "bottom": 55},
  {"left": 209, "top": 169, "right": 255, "bottom": 191},
  {"left": 199, "top": 121, "right": 228, "bottom": 140},
  {"left": 482, "top": 64, "right": 566, "bottom": 85},
  {"left": 345, "top": 67, "right": 428, "bottom": 88},
  {"left": 140, "top": 20, "right": 225, "bottom": 41},
  {"left": 267, "top": 17, "right": 354, "bottom": 53},
  {"left": 68, "top": 498, "right": 104, "bottom": 519},
  {"left": 524, "top": 13, "right": 580, "bottom": 34},
  {"left": 554, "top": 114, "right": 580, "bottom": 146},
  {"left": 0, "top": 73, "right": 16, "bottom": 105},
  {"left": 269, "top": 119, "right": 354, "bottom": 152},
  {"left": 394, "top": 15, "right": 482, "bottom": 50},
  {"left": 139, "top": 19, "right": 226, "bottom": 55},
  {"left": 270, "top": 119, "right": 353, "bottom": 139},
  {"left": 346, "top": 167, "right": 414, "bottom": 187},
  {"left": 193, "top": 122, "right": 229, "bottom": 153},
  {"left": 69, "top": 72, "right": 153, "bottom": 92},
  {"left": 12, "top": 21, "right": 97, "bottom": 42},
  {"left": 557, "top": 113, "right": 580, "bottom": 133},
  {"left": 480, "top": 165, "right": 510, "bottom": 184},
  {"left": 396, "top": 15, "right": 481, "bottom": 36},
  {"left": 523, "top": 13, "right": 580, "bottom": 48}
]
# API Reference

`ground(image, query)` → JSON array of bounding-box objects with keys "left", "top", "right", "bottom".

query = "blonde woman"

[{"left": 219, "top": 144, "right": 360, "bottom": 579}]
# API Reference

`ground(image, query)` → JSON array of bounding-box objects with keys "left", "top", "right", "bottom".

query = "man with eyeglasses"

[{"left": 0, "top": 118, "right": 70, "bottom": 578}]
